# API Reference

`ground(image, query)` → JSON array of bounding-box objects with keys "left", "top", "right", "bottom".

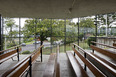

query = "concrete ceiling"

[{"left": 0, "top": 0, "right": 116, "bottom": 18}]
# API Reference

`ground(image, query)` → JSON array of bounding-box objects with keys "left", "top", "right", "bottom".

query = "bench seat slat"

[
  {"left": 91, "top": 53, "right": 116, "bottom": 69},
  {"left": 43, "top": 53, "right": 56, "bottom": 77},
  {"left": 66, "top": 51, "right": 88, "bottom": 77},
  {"left": 31, "top": 50, "right": 41, "bottom": 63},
  {"left": 86, "top": 52, "right": 116, "bottom": 77},
  {"left": 10, "top": 59, "right": 30, "bottom": 77}
]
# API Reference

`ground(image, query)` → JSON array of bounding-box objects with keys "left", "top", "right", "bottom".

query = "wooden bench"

[
  {"left": 0, "top": 46, "right": 22, "bottom": 64},
  {"left": 43, "top": 45, "right": 60, "bottom": 77},
  {"left": 113, "top": 43, "right": 116, "bottom": 47},
  {"left": 0, "top": 45, "right": 43, "bottom": 77},
  {"left": 90, "top": 45, "right": 116, "bottom": 60},
  {"left": 66, "top": 51, "right": 88, "bottom": 77},
  {"left": 67, "top": 43, "right": 116, "bottom": 77},
  {"left": 89, "top": 44, "right": 116, "bottom": 77}
]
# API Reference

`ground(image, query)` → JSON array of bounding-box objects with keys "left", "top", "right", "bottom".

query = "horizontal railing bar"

[{"left": 91, "top": 41, "right": 116, "bottom": 49}]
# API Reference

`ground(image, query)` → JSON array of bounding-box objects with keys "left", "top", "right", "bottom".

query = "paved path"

[{"left": 22, "top": 42, "right": 51, "bottom": 52}]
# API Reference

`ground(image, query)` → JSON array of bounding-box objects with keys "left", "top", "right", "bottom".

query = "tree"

[
  {"left": 5, "top": 18, "right": 18, "bottom": 47},
  {"left": 78, "top": 18, "right": 95, "bottom": 40},
  {"left": 23, "top": 19, "right": 64, "bottom": 45},
  {"left": 98, "top": 13, "right": 116, "bottom": 35},
  {"left": 79, "top": 18, "right": 95, "bottom": 28},
  {"left": 98, "top": 13, "right": 116, "bottom": 26}
]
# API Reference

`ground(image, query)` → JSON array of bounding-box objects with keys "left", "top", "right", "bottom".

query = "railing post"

[
  {"left": 74, "top": 45, "right": 75, "bottom": 56},
  {"left": 0, "top": 14, "right": 2, "bottom": 51},
  {"left": 84, "top": 52, "right": 86, "bottom": 71},
  {"left": 92, "top": 49, "right": 94, "bottom": 53},
  {"left": 17, "top": 47, "right": 19, "bottom": 61},
  {"left": 29, "top": 56, "right": 32, "bottom": 77},
  {"left": 41, "top": 46, "right": 42, "bottom": 62}
]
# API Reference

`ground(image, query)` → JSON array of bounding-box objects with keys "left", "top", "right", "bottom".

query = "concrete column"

[{"left": 0, "top": 14, "right": 2, "bottom": 50}]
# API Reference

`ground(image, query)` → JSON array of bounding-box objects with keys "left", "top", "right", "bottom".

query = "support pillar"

[
  {"left": 78, "top": 18, "right": 80, "bottom": 46},
  {"left": 64, "top": 19, "right": 66, "bottom": 52},
  {"left": 19, "top": 18, "right": 21, "bottom": 45},
  {"left": 0, "top": 14, "right": 2, "bottom": 51},
  {"left": 95, "top": 15, "right": 97, "bottom": 43}
]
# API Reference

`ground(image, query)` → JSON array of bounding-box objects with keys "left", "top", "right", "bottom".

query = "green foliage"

[
  {"left": 22, "top": 50, "right": 31, "bottom": 54},
  {"left": 87, "top": 37, "right": 96, "bottom": 46},
  {"left": 79, "top": 33, "right": 84, "bottom": 41},
  {"left": 5, "top": 18, "right": 18, "bottom": 48},
  {"left": 98, "top": 13, "right": 116, "bottom": 26},
  {"left": 23, "top": 19, "right": 75, "bottom": 44},
  {"left": 79, "top": 18, "right": 95, "bottom": 28},
  {"left": 7, "top": 43, "right": 16, "bottom": 48}
]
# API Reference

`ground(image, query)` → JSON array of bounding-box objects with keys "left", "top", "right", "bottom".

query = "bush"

[
  {"left": 87, "top": 37, "right": 96, "bottom": 46},
  {"left": 79, "top": 33, "right": 84, "bottom": 41},
  {"left": 7, "top": 43, "right": 16, "bottom": 48},
  {"left": 22, "top": 50, "right": 31, "bottom": 54}
]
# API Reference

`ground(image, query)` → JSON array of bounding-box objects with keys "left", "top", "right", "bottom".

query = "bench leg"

[
  {"left": 25, "top": 70, "right": 29, "bottom": 77},
  {"left": 92, "top": 49, "right": 94, "bottom": 53},
  {"left": 84, "top": 64, "right": 87, "bottom": 71},
  {"left": 17, "top": 55, "right": 19, "bottom": 61},
  {"left": 40, "top": 48, "right": 42, "bottom": 62},
  {"left": 11, "top": 57, "right": 17, "bottom": 61},
  {"left": 29, "top": 57, "right": 32, "bottom": 77}
]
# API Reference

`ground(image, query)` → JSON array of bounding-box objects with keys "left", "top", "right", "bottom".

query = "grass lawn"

[
  {"left": 43, "top": 44, "right": 72, "bottom": 55},
  {"left": 42, "top": 41, "right": 90, "bottom": 55},
  {"left": 22, "top": 41, "right": 90, "bottom": 55},
  {"left": 26, "top": 41, "right": 34, "bottom": 45}
]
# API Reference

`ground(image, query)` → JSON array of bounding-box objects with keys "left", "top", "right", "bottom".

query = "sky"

[
  {"left": 14, "top": 18, "right": 79, "bottom": 28},
  {"left": 13, "top": 17, "right": 116, "bottom": 28},
  {"left": 14, "top": 18, "right": 28, "bottom": 28}
]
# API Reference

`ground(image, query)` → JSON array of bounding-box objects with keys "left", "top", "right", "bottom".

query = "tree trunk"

[{"left": 40, "top": 40, "right": 43, "bottom": 46}]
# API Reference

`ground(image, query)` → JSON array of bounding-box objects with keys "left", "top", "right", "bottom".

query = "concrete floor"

[
  {"left": 0, "top": 50, "right": 115, "bottom": 77},
  {"left": 0, "top": 53, "right": 76, "bottom": 77}
]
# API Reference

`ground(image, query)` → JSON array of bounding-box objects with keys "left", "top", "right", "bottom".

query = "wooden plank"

[
  {"left": 1, "top": 46, "right": 42, "bottom": 77},
  {"left": 43, "top": 53, "right": 56, "bottom": 77},
  {"left": 0, "top": 47, "right": 16, "bottom": 54},
  {"left": 91, "top": 53, "right": 116, "bottom": 69},
  {"left": 90, "top": 45, "right": 116, "bottom": 60},
  {"left": 113, "top": 43, "right": 116, "bottom": 47},
  {"left": 86, "top": 52, "right": 116, "bottom": 77},
  {"left": 56, "top": 46, "right": 60, "bottom": 77},
  {"left": 91, "top": 41, "right": 116, "bottom": 49},
  {"left": 0, "top": 49, "right": 17, "bottom": 60},
  {"left": 31, "top": 45, "right": 43, "bottom": 63},
  {"left": 10, "top": 59, "right": 30, "bottom": 77},
  {"left": 66, "top": 51, "right": 88, "bottom": 77},
  {"left": 1, "top": 55, "right": 31, "bottom": 77},
  {"left": 0, "top": 53, "right": 17, "bottom": 64},
  {"left": 31, "top": 50, "right": 41, "bottom": 63},
  {"left": 72, "top": 47, "right": 105, "bottom": 77},
  {"left": 19, "top": 48, "right": 22, "bottom": 52},
  {"left": 0, "top": 45, "right": 21, "bottom": 54}
]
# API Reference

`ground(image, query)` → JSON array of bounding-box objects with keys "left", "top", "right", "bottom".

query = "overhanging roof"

[{"left": 0, "top": 0, "right": 116, "bottom": 18}]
